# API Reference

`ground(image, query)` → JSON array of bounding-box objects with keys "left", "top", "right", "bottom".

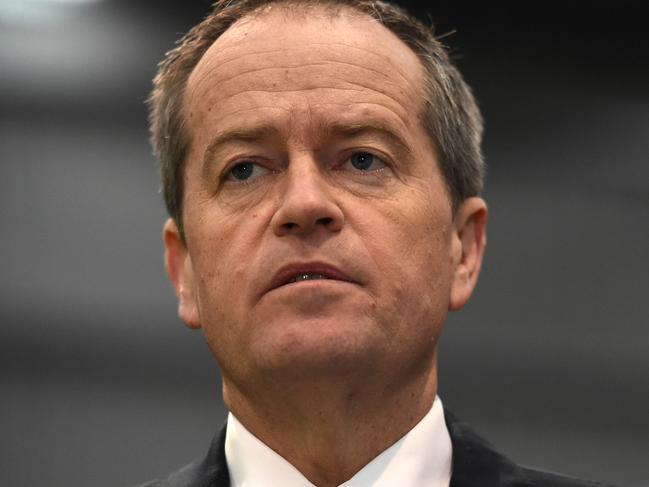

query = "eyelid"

[
  {"left": 222, "top": 158, "right": 273, "bottom": 183},
  {"left": 337, "top": 149, "right": 391, "bottom": 171}
]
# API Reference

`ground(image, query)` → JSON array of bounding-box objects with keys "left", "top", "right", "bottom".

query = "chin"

[{"left": 247, "top": 313, "right": 387, "bottom": 379}]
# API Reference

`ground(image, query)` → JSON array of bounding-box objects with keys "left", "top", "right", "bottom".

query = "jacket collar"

[{"left": 194, "top": 408, "right": 529, "bottom": 487}]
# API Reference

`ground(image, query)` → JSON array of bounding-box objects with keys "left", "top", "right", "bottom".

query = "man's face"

[{"left": 165, "top": 8, "right": 485, "bottom": 392}]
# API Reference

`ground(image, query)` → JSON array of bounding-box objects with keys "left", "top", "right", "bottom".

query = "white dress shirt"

[{"left": 225, "top": 396, "right": 452, "bottom": 487}]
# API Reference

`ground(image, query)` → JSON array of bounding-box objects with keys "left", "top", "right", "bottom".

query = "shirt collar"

[{"left": 225, "top": 396, "right": 452, "bottom": 487}]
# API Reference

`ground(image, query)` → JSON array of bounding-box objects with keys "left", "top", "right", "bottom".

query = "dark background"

[{"left": 1, "top": 1, "right": 648, "bottom": 486}]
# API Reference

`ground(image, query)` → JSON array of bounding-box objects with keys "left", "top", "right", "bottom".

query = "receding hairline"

[
  {"left": 183, "top": 1, "right": 428, "bottom": 107},
  {"left": 227, "top": 0, "right": 386, "bottom": 24},
  {"left": 180, "top": 1, "right": 432, "bottom": 167}
]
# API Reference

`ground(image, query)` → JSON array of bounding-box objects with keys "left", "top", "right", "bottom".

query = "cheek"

[
  {"left": 189, "top": 225, "right": 256, "bottom": 369},
  {"left": 361, "top": 195, "right": 454, "bottom": 316},
  {"left": 371, "top": 195, "right": 452, "bottom": 269},
  {"left": 187, "top": 213, "right": 257, "bottom": 317}
]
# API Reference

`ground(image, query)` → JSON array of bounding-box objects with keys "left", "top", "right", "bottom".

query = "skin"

[{"left": 164, "top": 6, "right": 487, "bottom": 486}]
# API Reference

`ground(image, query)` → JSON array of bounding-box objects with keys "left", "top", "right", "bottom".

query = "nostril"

[
  {"left": 317, "top": 217, "right": 333, "bottom": 226},
  {"left": 283, "top": 222, "right": 297, "bottom": 230}
]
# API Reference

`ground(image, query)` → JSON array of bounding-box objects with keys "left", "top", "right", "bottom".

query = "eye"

[
  {"left": 226, "top": 161, "right": 270, "bottom": 182},
  {"left": 341, "top": 151, "right": 387, "bottom": 172}
]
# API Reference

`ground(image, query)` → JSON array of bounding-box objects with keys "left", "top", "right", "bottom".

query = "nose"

[{"left": 270, "top": 157, "right": 344, "bottom": 237}]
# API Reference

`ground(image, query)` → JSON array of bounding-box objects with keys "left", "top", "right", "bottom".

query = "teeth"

[{"left": 289, "top": 273, "right": 330, "bottom": 283}]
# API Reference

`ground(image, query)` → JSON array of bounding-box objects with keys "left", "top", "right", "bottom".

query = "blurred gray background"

[{"left": 1, "top": 0, "right": 647, "bottom": 486}]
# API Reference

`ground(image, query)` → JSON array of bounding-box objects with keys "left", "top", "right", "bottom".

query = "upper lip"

[{"left": 267, "top": 261, "right": 357, "bottom": 293}]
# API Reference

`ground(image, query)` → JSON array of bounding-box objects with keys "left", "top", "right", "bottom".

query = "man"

[{"left": 141, "top": 0, "right": 612, "bottom": 485}]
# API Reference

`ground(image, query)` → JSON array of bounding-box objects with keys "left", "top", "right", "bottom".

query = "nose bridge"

[
  {"left": 284, "top": 151, "right": 326, "bottom": 198},
  {"left": 271, "top": 151, "right": 344, "bottom": 236}
]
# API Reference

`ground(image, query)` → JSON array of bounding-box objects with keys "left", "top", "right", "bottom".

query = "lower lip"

[{"left": 271, "top": 278, "right": 356, "bottom": 292}]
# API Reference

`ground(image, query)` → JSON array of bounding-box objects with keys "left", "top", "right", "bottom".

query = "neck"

[{"left": 223, "top": 359, "right": 438, "bottom": 487}]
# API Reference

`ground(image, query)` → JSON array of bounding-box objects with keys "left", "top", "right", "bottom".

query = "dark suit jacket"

[{"left": 139, "top": 410, "right": 614, "bottom": 487}]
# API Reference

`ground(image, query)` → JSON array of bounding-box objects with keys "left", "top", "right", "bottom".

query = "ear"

[
  {"left": 163, "top": 219, "right": 201, "bottom": 329},
  {"left": 449, "top": 197, "right": 488, "bottom": 311}
]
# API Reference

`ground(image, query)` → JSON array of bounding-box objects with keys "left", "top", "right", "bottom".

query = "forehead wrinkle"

[
  {"left": 208, "top": 84, "right": 416, "bottom": 125},
  {"left": 195, "top": 41, "right": 417, "bottom": 90},
  {"left": 193, "top": 104, "right": 290, "bottom": 159},
  {"left": 309, "top": 100, "right": 415, "bottom": 133},
  {"left": 189, "top": 56, "right": 418, "bottom": 112},
  {"left": 320, "top": 120, "right": 414, "bottom": 156},
  {"left": 200, "top": 98, "right": 416, "bottom": 153},
  {"left": 206, "top": 61, "right": 407, "bottom": 90},
  {"left": 209, "top": 100, "right": 414, "bottom": 136},
  {"left": 194, "top": 94, "right": 419, "bottom": 159},
  {"left": 208, "top": 104, "right": 293, "bottom": 124},
  {"left": 200, "top": 104, "right": 293, "bottom": 142}
]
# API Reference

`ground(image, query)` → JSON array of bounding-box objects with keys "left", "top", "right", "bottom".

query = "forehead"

[{"left": 184, "top": 6, "right": 427, "bottom": 143}]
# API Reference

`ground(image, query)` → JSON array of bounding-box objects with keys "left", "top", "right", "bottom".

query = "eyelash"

[
  {"left": 221, "top": 157, "right": 274, "bottom": 185},
  {"left": 336, "top": 150, "right": 389, "bottom": 173}
]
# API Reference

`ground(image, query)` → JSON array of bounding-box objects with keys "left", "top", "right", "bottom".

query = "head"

[
  {"left": 149, "top": 0, "right": 484, "bottom": 242},
  {"left": 150, "top": 0, "right": 487, "bottom": 405}
]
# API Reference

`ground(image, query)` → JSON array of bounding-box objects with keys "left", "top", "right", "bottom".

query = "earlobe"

[
  {"left": 163, "top": 219, "right": 202, "bottom": 329},
  {"left": 449, "top": 197, "right": 488, "bottom": 311}
]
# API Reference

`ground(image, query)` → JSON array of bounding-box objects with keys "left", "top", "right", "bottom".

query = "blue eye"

[
  {"left": 227, "top": 162, "right": 269, "bottom": 182},
  {"left": 344, "top": 152, "right": 386, "bottom": 172}
]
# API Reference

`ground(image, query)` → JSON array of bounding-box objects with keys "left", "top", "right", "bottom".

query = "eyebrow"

[
  {"left": 323, "top": 121, "right": 413, "bottom": 156},
  {"left": 202, "top": 119, "right": 413, "bottom": 169},
  {"left": 203, "top": 125, "right": 277, "bottom": 168}
]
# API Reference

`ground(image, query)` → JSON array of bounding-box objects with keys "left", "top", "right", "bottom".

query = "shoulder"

[
  {"left": 521, "top": 466, "right": 616, "bottom": 487},
  {"left": 136, "top": 459, "right": 205, "bottom": 487},
  {"left": 444, "top": 409, "right": 616, "bottom": 487},
  {"left": 135, "top": 426, "right": 230, "bottom": 487}
]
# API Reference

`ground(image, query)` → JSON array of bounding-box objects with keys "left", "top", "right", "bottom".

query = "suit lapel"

[{"left": 444, "top": 409, "right": 532, "bottom": 487}]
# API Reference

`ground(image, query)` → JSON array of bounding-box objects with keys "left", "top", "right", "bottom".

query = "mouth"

[
  {"left": 267, "top": 262, "right": 357, "bottom": 293},
  {"left": 286, "top": 273, "right": 332, "bottom": 284}
]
